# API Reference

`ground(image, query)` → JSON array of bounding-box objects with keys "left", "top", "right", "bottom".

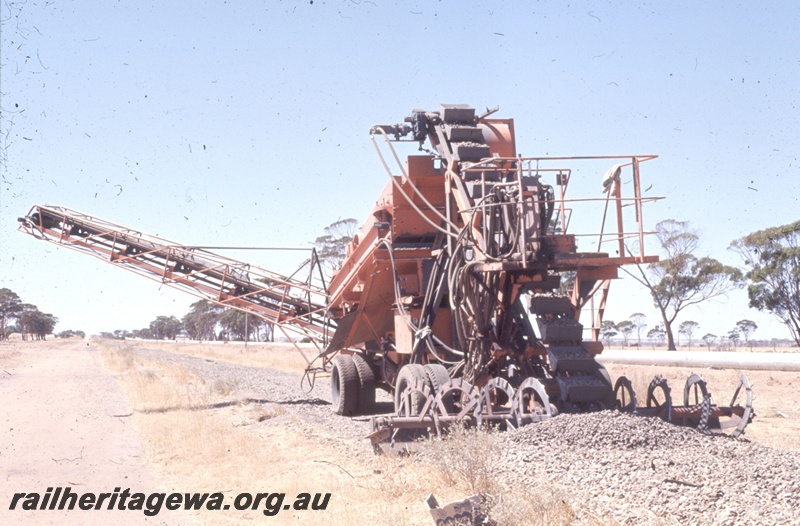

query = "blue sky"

[{"left": 2, "top": 1, "right": 799, "bottom": 341}]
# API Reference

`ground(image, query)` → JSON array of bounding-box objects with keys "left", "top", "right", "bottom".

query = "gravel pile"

[{"left": 498, "top": 411, "right": 800, "bottom": 525}]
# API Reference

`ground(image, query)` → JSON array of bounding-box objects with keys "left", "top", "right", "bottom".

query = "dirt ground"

[
  {"left": 1, "top": 338, "right": 798, "bottom": 526},
  {"left": 0, "top": 338, "right": 189, "bottom": 525}
]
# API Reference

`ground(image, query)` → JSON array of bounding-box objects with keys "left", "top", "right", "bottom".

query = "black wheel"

[
  {"left": 647, "top": 376, "right": 672, "bottom": 422},
  {"left": 614, "top": 376, "right": 637, "bottom": 413},
  {"left": 423, "top": 363, "right": 455, "bottom": 413},
  {"left": 394, "top": 364, "right": 429, "bottom": 417},
  {"left": 683, "top": 373, "right": 712, "bottom": 432},
  {"left": 352, "top": 353, "right": 376, "bottom": 415},
  {"left": 331, "top": 354, "right": 359, "bottom": 416}
]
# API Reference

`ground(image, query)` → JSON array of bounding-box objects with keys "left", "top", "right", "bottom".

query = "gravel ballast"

[{"left": 499, "top": 411, "right": 800, "bottom": 525}]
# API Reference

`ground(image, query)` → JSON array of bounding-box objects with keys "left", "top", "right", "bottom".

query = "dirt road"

[{"left": 0, "top": 339, "right": 187, "bottom": 525}]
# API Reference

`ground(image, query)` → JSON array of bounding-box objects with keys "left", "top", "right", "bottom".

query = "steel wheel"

[
  {"left": 511, "top": 377, "right": 553, "bottom": 427},
  {"left": 394, "top": 364, "right": 430, "bottom": 417},
  {"left": 477, "top": 377, "right": 516, "bottom": 427},
  {"left": 430, "top": 379, "right": 480, "bottom": 436},
  {"left": 683, "top": 373, "right": 712, "bottom": 432},
  {"left": 614, "top": 376, "right": 637, "bottom": 413},
  {"left": 719, "top": 373, "right": 754, "bottom": 438},
  {"left": 646, "top": 376, "right": 672, "bottom": 422}
]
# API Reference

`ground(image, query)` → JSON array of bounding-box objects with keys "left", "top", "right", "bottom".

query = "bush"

[{"left": 56, "top": 330, "right": 86, "bottom": 339}]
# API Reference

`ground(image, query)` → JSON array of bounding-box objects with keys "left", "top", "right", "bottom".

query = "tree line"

[
  {"left": 623, "top": 218, "right": 800, "bottom": 350},
  {"left": 0, "top": 288, "right": 68, "bottom": 340},
  {"left": 102, "top": 300, "right": 275, "bottom": 342},
  {"left": 600, "top": 314, "right": 772, "bottom": 350}
]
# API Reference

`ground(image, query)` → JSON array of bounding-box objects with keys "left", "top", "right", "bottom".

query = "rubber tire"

[
  {"left": 352, "top": 353, "right": 376, "bottom": 415},
  {"left": 423, "top": 363, "right": 456, "bottom": 413},
  {"left": 331, "top": 354, "right": 359, "bottom": 416},
  {"left": 394, "top": 364, "right": 429, "bottom": 416}
]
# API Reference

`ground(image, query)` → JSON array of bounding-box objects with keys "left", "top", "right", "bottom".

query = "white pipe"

[{"left": 597, "top": 350, "right": 800, "bottom": 371}]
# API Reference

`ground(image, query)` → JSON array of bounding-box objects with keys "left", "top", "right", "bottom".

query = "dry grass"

[
  {"left": 98, "top": 341, "right": 491, "bottom": 525},
  {"left": 125, "top": 339, "right": 311, "bottom": 373}
]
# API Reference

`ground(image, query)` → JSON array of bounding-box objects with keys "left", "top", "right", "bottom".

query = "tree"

[
  {"left": 252, "top": 317, "right": 273, "bottom": 342},
  {"left": 17, "top": 305, "right": 58, "bottom": 340},
  {"left": 0, "top": 288, "right": 23, "bottom": 340},
  {"left": 625, "top": 219, "right": 742, "bottom": 350},
  {"left": 731, "top": 222, "right": 800, "bottom": 345},
  {"left": 150, "top": 316, "right": 182, "bottom": 340},
  {"left": 558, "top": 271, "right": 577, "bottom": 296},
  {"left": 678, "top": 320, "right": 700, "bottom": 348},
  {"left": 182, "top": 300, "right": 223, "bottom": 340},
  {"left": 218, "top": 309, "right": 260, "bottom": 341},
  {"left": 313, "top": 218, "right": 359, "bottom": 275},
  {"left": 133, "top": 327, "right": 155, "bottom": 339},
  {"left": 647, "top": 324, "right": 666, "bottom": 348},
  {"left": 701, "top": 333, "right": 717, "bottom": 351},
  {"left": 630, "top": 312, "right": 647, "bottom": 346},
  {"left": 616, "top": 320, "right": 634, "bottom": 347},
  {"left": 601, "top": 320, "right": 618, "bottom": 347},
  {"left": 728, "top": 328, "right": 741, "bottom": 348},
  {"left": 735, "top": 319, "right": 758, "bottom": 350},
  {"left": 16, "top": 303, "right": 36, "bottom": 340},
  {"left": 32, "top": 311, "right": 58, "bottom": 340}
]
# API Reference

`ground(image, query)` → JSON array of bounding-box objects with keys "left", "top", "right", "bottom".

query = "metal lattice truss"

[{"left": 18, "top": 205, "right": 334, "bottom": 359}]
